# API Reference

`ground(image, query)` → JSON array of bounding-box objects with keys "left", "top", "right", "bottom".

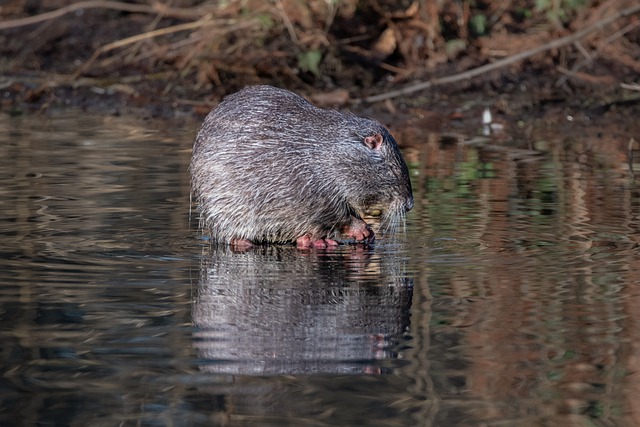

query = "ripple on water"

[{"left": 2, "top": 112, "right": 640, "bottom": 426}]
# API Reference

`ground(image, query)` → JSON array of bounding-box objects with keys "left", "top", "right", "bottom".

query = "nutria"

[{"left": 190, "top": 85, "right": 413, "bottom": 248}]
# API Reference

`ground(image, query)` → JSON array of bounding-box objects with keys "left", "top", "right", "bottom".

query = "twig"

[
  {"left": 556, "top": 18, "right": 640, "bottom": 87},
  {"left": 573, "top": 41, "right": 592, "bottom": 62},
  {"left": 121, "top": 0, "right": 171, "bottom": 63},
  {"left": 556, "top": 67, "right": 616, "bottom": 85},
  {"left": 0, "top": 71, "right": 171, "bottom": 89},
  {"left": 0, "top": 1, "right": 204, "bottom": 31},
  {"left": 71, "top": 17, "right": 258, "bottom": 79},
  {"left": 71, "top": 18, "right": 219, "bottom": 79},
  {"left": 364, "top": 4, "right": 640, "bottom": 103},
  {"left": 275, "top": 0, "right": 299, "bottom": 44}
]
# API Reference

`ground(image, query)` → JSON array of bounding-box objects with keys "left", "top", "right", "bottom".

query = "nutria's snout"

[
  {"left": 404, "top": 197, "right": 414, "bottom": 212},
  {"left": 190, "top": 85, "right": 414, "bottom": 248}
]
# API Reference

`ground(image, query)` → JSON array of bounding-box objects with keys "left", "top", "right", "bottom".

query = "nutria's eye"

[{"left": 363, "top": 134, "right": 383, "bottom": 151}]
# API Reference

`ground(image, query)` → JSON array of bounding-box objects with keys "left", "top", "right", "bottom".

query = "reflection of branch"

[
  {"left": 629, "top": 138, "right": 638, "bottom": 179},
  {"left": 0, "top": 0, "right": 201, "bottom": 31},
  {"left": 365, "top": 5, "right": 640, "bottom": 103}
]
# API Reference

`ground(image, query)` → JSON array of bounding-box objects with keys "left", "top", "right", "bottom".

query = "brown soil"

[{"left": 0, "top": 0, "right": 639, "bottom": 120}]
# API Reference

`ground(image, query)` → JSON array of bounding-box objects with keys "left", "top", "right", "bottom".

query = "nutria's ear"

[{"left": 364, "top": 134, "right": 383, "bottom": 151}]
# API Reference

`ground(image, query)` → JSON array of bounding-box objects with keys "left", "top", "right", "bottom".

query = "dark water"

[{"left": 1, "top": 110, "right": 639, "bottom": 426}]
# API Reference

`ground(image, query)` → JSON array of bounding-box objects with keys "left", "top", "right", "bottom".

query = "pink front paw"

[
  {"left": 230, "top": 238, "right": 254, "bottom": 251},
  {"left": 296, "top": 235, "right": 340, "bottom": 249},
  {"left": 343, "top": 220, "right": 375, "bottom": 243}
]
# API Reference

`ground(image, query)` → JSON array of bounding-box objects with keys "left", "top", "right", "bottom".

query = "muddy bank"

[{"left": 0, "top": 0, "right": 639, "bottom": 120}]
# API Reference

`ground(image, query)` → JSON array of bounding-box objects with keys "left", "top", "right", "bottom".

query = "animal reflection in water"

[{"left": 192, "top": 246, "right": 413, "bottom": 375}]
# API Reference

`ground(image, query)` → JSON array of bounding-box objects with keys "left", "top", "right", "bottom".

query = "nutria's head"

[{"left": 331, "top": 119, "right": 413, "bottom": 234}]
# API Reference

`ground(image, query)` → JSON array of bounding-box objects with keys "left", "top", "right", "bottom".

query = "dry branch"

[
  {"left": 70, "top": 17, "right": 259, "bottom": 79},
  {"left": 364, "top": 4, "right": 640, "bottom": 103},
  {"left": 72, "top": 17, "right": 213, "bottom": 79}
]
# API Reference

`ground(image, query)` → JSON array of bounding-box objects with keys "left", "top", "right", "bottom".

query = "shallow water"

[{"left": 1, "top": 110, "right": 640, "bottom": 426}]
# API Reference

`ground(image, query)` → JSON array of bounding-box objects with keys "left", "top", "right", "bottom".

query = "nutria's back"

[{"left": 190, "top": 85, "right": 413, "bottom": 248}]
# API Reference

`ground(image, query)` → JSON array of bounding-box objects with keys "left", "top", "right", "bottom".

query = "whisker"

[{"left": 377, "top": 202, "right": 407, "bottom": 240}]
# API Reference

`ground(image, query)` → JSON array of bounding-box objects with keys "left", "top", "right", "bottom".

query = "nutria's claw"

[
  {"left": 296, "top": 235, "right": 340, "bottom": 249},
  {"left": 352, "top": 227, "right": 374, "bottom": 243}
]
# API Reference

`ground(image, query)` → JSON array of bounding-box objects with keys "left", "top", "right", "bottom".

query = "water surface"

[{"left": 1, "top": 110, "right": 639, "bottom": 426}]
